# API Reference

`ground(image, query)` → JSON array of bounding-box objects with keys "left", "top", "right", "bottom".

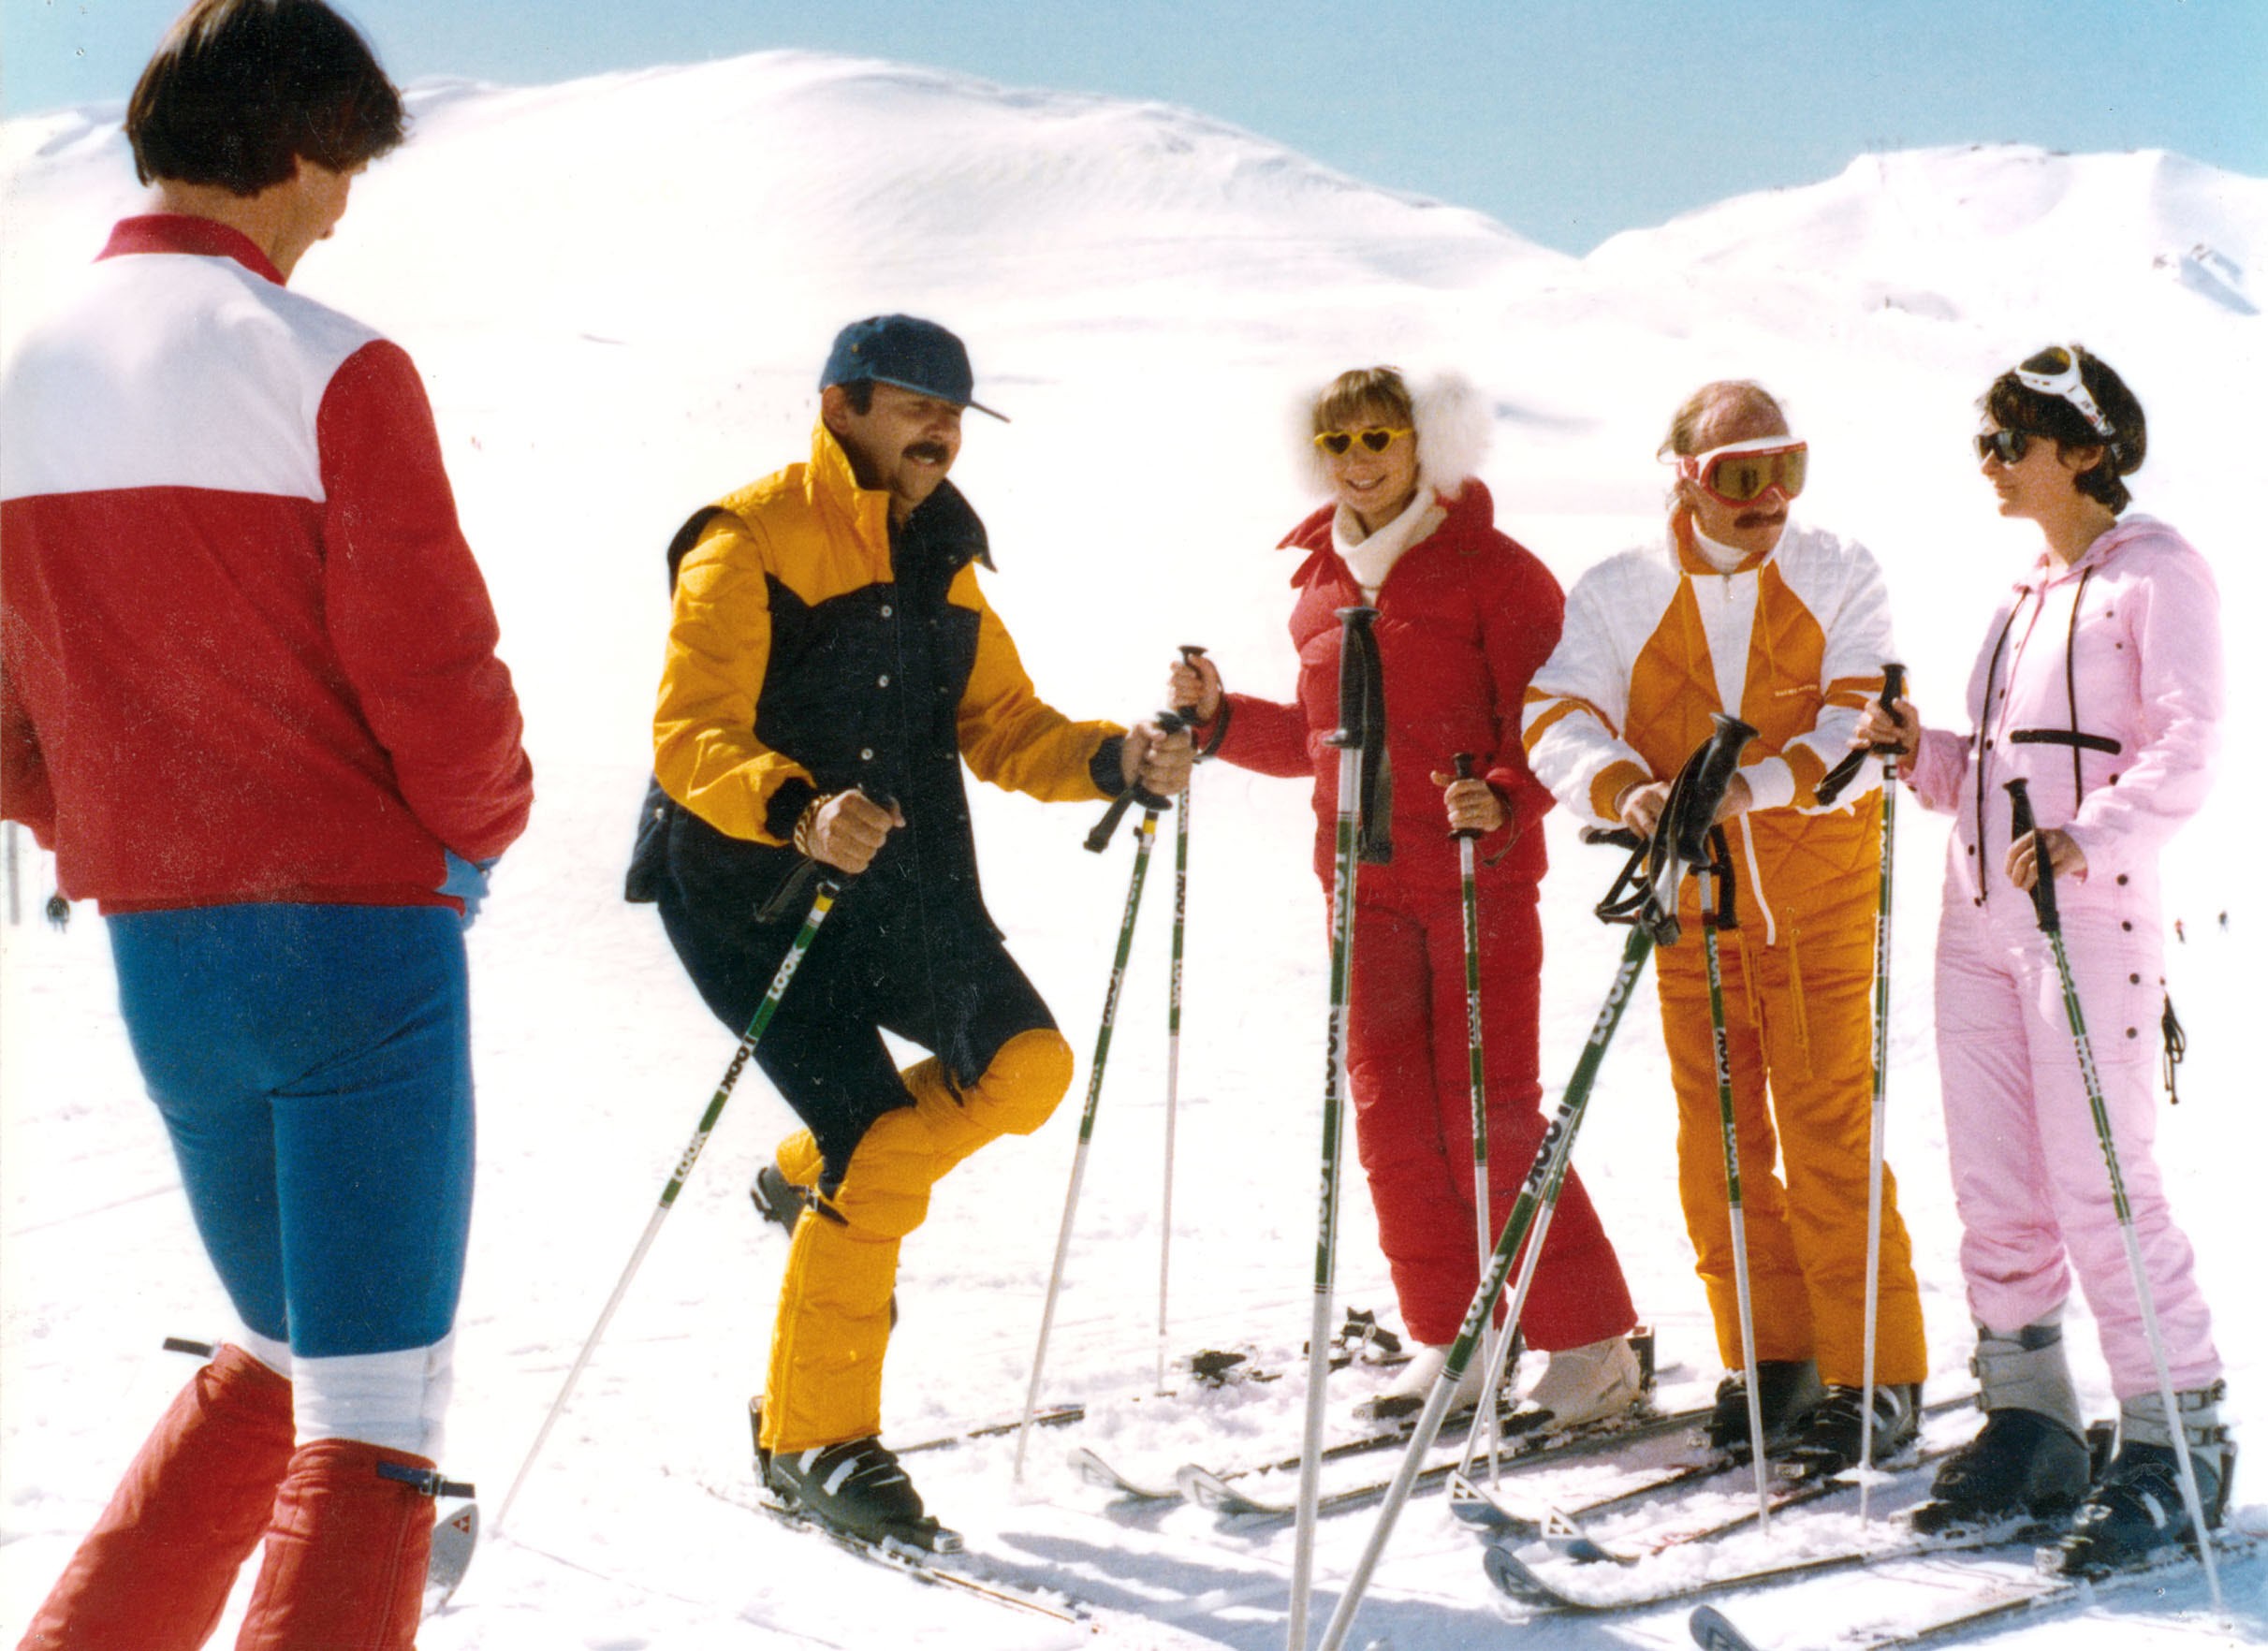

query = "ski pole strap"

[
  {"left": 1669, "top": 714, "right": 1759, "bottom": 868},
  {"left": 1327, "top": 606, "right": 1393, "bottom": 865},
  {"left": 2009, "top": 728, "right": 2123, "bottom": 754},
  {"left": 2005, "top": 777, "right": 2060, "bottom": 934},
  {"left": 1816, "top": 661, "right": 1907, "bottom": 807}
]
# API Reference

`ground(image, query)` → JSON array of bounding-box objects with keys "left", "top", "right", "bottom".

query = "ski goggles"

[
  {"left": 1678, "top": 436, "right": 1808, "bottom": 504},
  {"left": 1975, "top": 428, "right": 2038, "bottom": 464},
  {"left": 2013, "top": 344, "right": 2116, "bottom": 440},
  {"left": 1313, "top": 426, "right": 1413, "bottom": 456}
]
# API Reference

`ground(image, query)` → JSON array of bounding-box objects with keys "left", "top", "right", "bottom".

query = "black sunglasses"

[{"left": 1975, "top": 429, "right": 2035, "bottom": 464}]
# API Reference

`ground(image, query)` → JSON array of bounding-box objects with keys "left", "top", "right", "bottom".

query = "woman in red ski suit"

[{"left": 1171, "top": 368, "right": 1639, "bottom": 1423}]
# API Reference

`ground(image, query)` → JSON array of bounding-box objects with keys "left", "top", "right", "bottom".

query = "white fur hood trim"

[{"left": 1290, "top": 370, "right": 1493, "bottom": 501}]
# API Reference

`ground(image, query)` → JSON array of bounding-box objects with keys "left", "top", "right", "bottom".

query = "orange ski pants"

[
  {"left": 1653, "top": 874, "right": 1926, "bottom": 1387},
  {"left": 757, "top": 1028, "right": 1074, "bottom": 1454}
]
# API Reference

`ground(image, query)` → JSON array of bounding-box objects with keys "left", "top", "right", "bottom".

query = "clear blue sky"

[{"left": 3, "top": 0, "right": 2261, "bottom": 254}]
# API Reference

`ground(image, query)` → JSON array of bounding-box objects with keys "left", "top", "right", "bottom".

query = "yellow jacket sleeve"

[
  {"left": 652, "top": 513, "right": 817, "bottom": 844},
  {"left": 953, "top": 566, "right": 1121, "bottom": 803}
]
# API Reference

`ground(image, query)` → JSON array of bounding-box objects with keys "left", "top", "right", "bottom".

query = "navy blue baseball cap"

[{"left": 819, "top": 314, "right": 1007, "bottom": 421}]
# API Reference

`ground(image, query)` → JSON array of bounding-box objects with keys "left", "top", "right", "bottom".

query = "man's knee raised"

[{"left": 978, "top": 1030, "right": 1074, "bottom": 1136}]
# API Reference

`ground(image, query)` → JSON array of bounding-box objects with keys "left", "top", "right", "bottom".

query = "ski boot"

[
  {"left": 1705, "top": 1358, "right": 1824, "bottom": 1460},
  {"left": 1779, "top": 1382, "right": 1923, "bottom": 1478},
  {"left": 1361, "top": 1341, "right": 1487, "bottom": 1423},
  {"left": 1910, "top": 1408, "right": 2090, "bottom": 1535},
  {"left": 1504, "top": 1333, "right": 1646, "bottom": 1437},
  {"left": 751, "top": 1401, "right": 956, "bottom": 1553},
  {"left": 2053, "top": 1384, "right": 2231, "bottom": 1575}
]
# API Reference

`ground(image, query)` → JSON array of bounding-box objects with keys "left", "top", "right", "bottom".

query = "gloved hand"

[{"left": 440, "top": 852, "right": 495, "bottom": 928}]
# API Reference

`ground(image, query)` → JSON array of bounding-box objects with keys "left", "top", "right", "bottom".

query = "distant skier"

[
  {"left": 0, "top": 3, "right": 533, "bottom": 1646},
  {"left": 1854, "top": 345, "right": 2229, "bottom": 1567},
  {"left": 1166, "top": 366, "right": 1645, "bottom": 1430},
  {"left": 638, "top": 314, "right": 1190, "bottom": 1546},
  {"left": 1523, "top": 380, "right": 1928, "bottom": 1470}
]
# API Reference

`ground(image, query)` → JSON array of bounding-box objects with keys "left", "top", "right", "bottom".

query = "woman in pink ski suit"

[
  {"left": 1169, "top": 367, "right": 1641, "bottom": 1426},
  {"left": 1859, "top": 345, "right": 2227, "bottom": 1566}
]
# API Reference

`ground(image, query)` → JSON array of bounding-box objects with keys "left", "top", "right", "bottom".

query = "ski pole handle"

[
  {"left": 1817, "top": 662, "right": 1909, "bottom": 806},
  {"left": 1447, "top": 752, "right": 1483, "bottom": 842},
  {"left": 1082, "top": 709, "right": 1189, "bottom": 853},
  {"left": 1672, "top": 713, "right": 1760, "bottom": 865},
  {"left": 2005, "top": 777, "right": 2060, "bottom": 934}
]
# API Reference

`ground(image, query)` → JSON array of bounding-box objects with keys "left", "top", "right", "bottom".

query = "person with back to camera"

[
  {"left": 1167, "top": 366, "right": 1645, "bottom": 1431},
  {"left": 638, "top": 314, "right": 1192, "bottom": 1547},
  {"left": 1522, "top": 379, "right": 1930, "bottom": 1473},
  {"left": 0, "top": 2, "right": 534, "bottom": 1644},
  {"left": 1853, "top": 345, "right": 2230, "bottom": 1569}
]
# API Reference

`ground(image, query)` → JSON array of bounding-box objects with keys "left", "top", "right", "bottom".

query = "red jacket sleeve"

[
  {"left": 1483, "top": 549, "right": 1564, "bottom": 843},
  {"left": 0, "top": 636, "right": 56, "bottom": 847},
  {"left": 317, "top": 341, "right": 533, "bottom": 863},
  {"left": 1211, "top": 689, "right": 1313, "bottom": 778}
]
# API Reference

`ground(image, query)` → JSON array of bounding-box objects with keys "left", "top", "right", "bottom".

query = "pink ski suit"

[{"left": 1906, "top": 513, "right": 2221, "bottom": 1396}]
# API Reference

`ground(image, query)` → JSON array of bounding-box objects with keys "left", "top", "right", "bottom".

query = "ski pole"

[
  {"left": 1315, "top": 715, "right": 1756, "bottom": 1651},
  {"left": 1695, "top": 820, "right": 1774, "bottom": 1530},
  {"left": 1014, "top": 795, "right": 1168, "bottom": 1482},
  {"left": 1287, "top": 606, "right": 1381, "bottom": 1651},
  {"left": 1157, "top": 648, "right": 1205, "bottom": 1395},
  {"left": 1447, "top": 751, "right": 1502, "bottom": 1479},
  {"left": 2007, "top": 777, "right": 2223, "bottom": 1612},
  {"left": 1839, "top": 661, "right": 1906, "bottom": 1520},
  {"left": 497, "top": 871, "right": 845, "bottom": 1534}
]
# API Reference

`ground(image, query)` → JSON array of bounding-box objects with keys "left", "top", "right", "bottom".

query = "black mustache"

[{"left": 903, "top": 442, "right": 951, "bottom": 465}]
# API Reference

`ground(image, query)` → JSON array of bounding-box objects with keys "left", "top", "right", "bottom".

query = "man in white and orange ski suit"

[{"left": 1523, "top": 381, "right": 1926, "bottom": 1466}]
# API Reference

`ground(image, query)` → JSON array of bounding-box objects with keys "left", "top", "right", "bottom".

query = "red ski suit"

[{"left": 1207, "top": 481, "right": 1636, "bottom": 1349}]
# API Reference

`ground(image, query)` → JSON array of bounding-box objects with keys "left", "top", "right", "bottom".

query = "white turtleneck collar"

[
  {"left": 1690, "top": 519, "right": 1780, "bottom": 573},
  {"left": 1335, "top": 489, "right": 1445, "bottom": 597}
]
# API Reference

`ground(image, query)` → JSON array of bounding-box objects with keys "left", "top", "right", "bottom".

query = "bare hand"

[
  {"left": 1617, "top": 779, "right": 1671, "bottom": 840},
  {"left": 1121, "top": 717, "right": 1194, "bottom": 797},
  {"left": 1165, "top": 654, "right": 1222, "bottom": 723},
  {"left": 2006, "top": 826, "right": 2085, "bottom": 892},
  {"left": 1851, "top": 698, "right": 1921, "bottom": 762},
  {"left": 802, "top": 790, "right": 904, "bottom": 873},
  {"left": 1431, "top": 769, "right": 1506, "bottom": 834}
]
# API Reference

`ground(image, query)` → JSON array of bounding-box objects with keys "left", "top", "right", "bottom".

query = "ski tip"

[
  {"left": 1690, "top": 1604, "right": 1760, "bottom": 1651},
  {"left": 422, "top": 1498, "right": 479, "bottom": 1617}
]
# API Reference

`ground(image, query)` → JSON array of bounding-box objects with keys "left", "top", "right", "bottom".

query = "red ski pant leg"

[
  {"left": 1657, "top": 901, "right": 1927, "bottom": 1385},
  {"left": 1936, "top": 896, "right": 2217, "bottom": 1397},
  {"left": 19, "top": 1345, "right": 293, "bottom": 1651},
  {"left": 1348, "top": 887, "right": 1634, "bottom": 1350},
  {"left": 760, "top": 1029, "right": 1073, "bottom": 1454}
]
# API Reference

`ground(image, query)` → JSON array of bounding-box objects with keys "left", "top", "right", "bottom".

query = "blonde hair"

[
  {"left": 1312, "top": 367, "right": 1415, "bottom": 436},
  {"left": 1659, "top": 380, "right": 1785, "bottom": 458}
]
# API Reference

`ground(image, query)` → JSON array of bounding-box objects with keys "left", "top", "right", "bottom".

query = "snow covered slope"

[{"left": 4, "top": 49, "right": 2262, "bottom": 1650}]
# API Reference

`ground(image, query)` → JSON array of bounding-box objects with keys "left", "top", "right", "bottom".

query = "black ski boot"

[
  {"left": 2052, "top": 1385, "right": 2231, "bottom": 1575},
  {"left": 1910, "top": 1408, "right": 2091, "bottom": 1535},
  {"left": 759, "top": 1425, "right": 955, "bottom": 1552},
  {"left": 1780, "top": 1381, "right": 1923, "bottom": 1477},
  {"left": 1705, "top": 1359, "right": 1824, "bottom": 1459}
]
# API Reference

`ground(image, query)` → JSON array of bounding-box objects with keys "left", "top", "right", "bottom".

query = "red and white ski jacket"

[
  {"left": 0, "top": 215, "right": 532, "bottom": 912},
  {"left": 1522, "top": 512, "right": 1895, "bottom": 942}
]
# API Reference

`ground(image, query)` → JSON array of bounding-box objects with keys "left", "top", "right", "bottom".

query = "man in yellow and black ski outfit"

[
  {"left": 638, "top": 314, "right": 1190, "bottom": 1547},
  {"left": 1523, "top": 380, "right": 1927, "bottom": 1474}
]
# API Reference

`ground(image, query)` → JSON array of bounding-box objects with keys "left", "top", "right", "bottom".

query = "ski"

[
  {"left": 1450, "top": 1393, "right": 1971, "bottom": 1543},
  {"left": 1174, "top": 1399, "right": 1714, "bottom": 1524},
  {"left": 899, "top": 1402, "right": 1085, "bottom": 1456},
  {"left": 1068, "top": 1445, "right": 1179, "bottom": 1502},
  {"left": 742, "top": 1487, "right": 1090, "bottom": 1624},
  {"left": 424, "top": 1498, "right": 479, "bottom": 1615},
  {"left": 1485, "top": 1508, "right": 2048, "bottom": 1615},
  {"left": 1686, "top": 1530, "right": 2259, "bottom": 1649}
]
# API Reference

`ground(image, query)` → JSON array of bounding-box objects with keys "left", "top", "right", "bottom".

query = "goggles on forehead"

[
  {"left": 1313, "top": 426, "right": 1412, "bottom": 456},
  {"left": 2014, "top": 344, "right": 2116, "bottom": 441},
  {"left": 1678, "top": 435, "right": 1808, "bottom": 504}
]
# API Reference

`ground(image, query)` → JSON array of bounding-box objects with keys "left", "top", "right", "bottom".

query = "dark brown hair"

[
  {"left": 1983, "top": 345, "right": 2145, "bottom": 514},
  {"left": 126, "top": 0, "right": 403, "bottom": 195}
]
